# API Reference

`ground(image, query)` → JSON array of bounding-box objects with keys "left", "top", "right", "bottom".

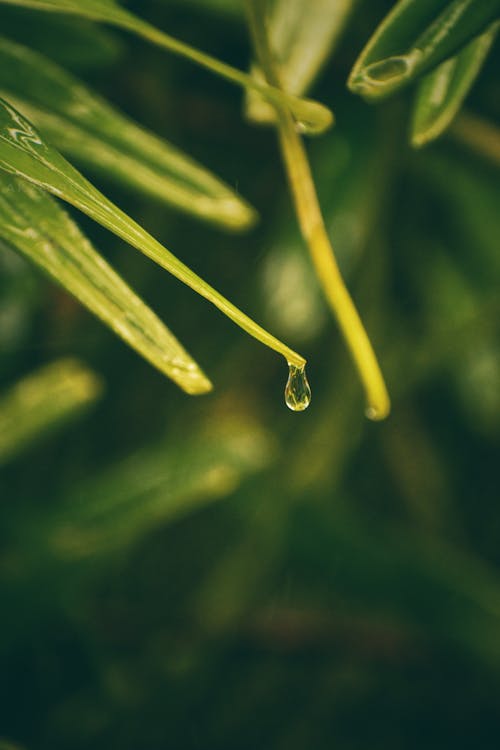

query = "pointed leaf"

[
  {"left": 0, "top": 36, "right": 256, "bottom": 230},
  {"left": 451, "top": 111, "right": 500, "bottom": 167},
  {"left": 0, "top": 359, "right": 102, "bottom": 465},
  {"left": 246, "top": 0, "right": 354, "bottom": 125},
  {"left": 0, "top": 99, "right": 305, "bottom": 368},
  {"left": 349, "top": 0, "right": 500, "bottom": 100},
  {"left": 411, "top": 22, "right": 499, "bottom": 147},
  {"left": 49, "top": 416, "right": 275, "bottom": 558},
  {"left": 0, "top": 173, "right": 212, "bottom": 393},
  {"left": 0, "top": 0, "right": 333, "bottom": 134}
]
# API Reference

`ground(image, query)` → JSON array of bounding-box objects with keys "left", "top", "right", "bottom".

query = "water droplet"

[
  {"left": 285, "top": 364, "right": 311, "bottom": 412},
  {"left": 364, "top": 56, "right": 410, "bottom": 83}
]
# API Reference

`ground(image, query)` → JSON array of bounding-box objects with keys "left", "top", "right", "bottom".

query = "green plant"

[
  {"left": 1, "top": 4, "right": 500, "bottom": 747},
  {"left": 0, "top": 0, "right": 335, "bottom": 410},
  {"left": 2, "top": 0, "right": 497, "bottom": 417}
]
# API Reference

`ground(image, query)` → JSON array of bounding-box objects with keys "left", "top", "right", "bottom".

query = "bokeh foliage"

[{"left": 1, "top": 1, "right": 500, "bottom": 748}]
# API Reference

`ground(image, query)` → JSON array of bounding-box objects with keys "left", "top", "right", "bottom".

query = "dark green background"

[{"left": 1, "top": 1, "right": 500, "bottom": 748}]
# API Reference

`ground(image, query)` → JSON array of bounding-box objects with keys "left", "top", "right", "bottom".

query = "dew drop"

[
  {"left": 285, "top": 364, "right": 311, "bottom": 412},
  {"left": 364, "top": 56, "right": 410, "bottom": 83}
]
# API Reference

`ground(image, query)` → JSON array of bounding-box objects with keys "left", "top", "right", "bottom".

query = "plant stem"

[
  {"left": 245, "top": 0, "right": 390, "bottom": 420},
  {"left": 115, "top": 11, "right": 333, "bottom": 135}
]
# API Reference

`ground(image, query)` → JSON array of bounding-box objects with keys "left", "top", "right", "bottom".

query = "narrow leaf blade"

[
  {"left": 49, "top": 416, "right": 275, "bottom": 558},
  {"left": 0, "top": 98, "right": 305, "bottom": 368},
  {"left": 246, "top": 0, "right": 354, "bottom": 125},
  {"left": 349, "top": 0, "right": 500, "bottom": 100},
  {"left": 0, "top": 173, "right": 213, "bottom": 394},
  {"left": 0, "top": 0, "right": 333, "bottom": 135},
  {"left": 411, "top": 22, "right": 499, "bottom": 147},
  {"left": 0, "top": 36, "right": 256, "bottom": 230}
]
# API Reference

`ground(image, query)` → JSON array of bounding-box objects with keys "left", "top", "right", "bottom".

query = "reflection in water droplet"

[
  {"left": 285, "top": 364, "right": 311, "bottom": 412},
  {"left": 365, "top": 56, "right": 410, "bottom": 83}
]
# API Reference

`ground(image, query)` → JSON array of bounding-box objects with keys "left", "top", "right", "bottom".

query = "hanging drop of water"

[{"left": 285, "top": 363, "right": 311, "bottom": 412}]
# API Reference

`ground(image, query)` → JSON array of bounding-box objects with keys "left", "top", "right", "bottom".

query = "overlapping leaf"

[
  {"left": 348, "top": 0, "right": 500, "bottom": 100},
  {"left": 262, "top": 109, "right": 390, "bottom": 342},
  {"left": 246, "top": 0, "right": 354, "bottom": 125},
  {"left": 0, "top": 0, "right": 333, "bottom": 134},
  {"left": 411, "top": 21, "right": 499, "bottom": 146},
  {"left": 0, "top": 36, "right": 256, "bottom": 230},
  {"left": 0, "top": 172, "right": 212, "bottom": 394},
  {"left": 49, "top": 416, "right": 275, "bottom": 558},
  {"left": 0, "top": 99, "right": 304, "bottom": 371}
]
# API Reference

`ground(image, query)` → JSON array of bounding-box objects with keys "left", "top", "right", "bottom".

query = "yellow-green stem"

[
  {"left": 246, "top": 0, "right": 390, "bottom": 420},
  {"left": 118, "top": 13, "right": 333, "bottom": 135}
]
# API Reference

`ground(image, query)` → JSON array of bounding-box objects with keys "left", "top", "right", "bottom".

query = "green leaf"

[
  {"left": 245, "top": 0, "right": 390, "bottom": 420},
  {"left": 48, "top": 416, "right": 275, "bottom": 558},
  {"left": 0, "top": 36, "right": 256, "bottom": 230},
  {"left": 411, "top": 22, "right": 499, "bottom": 147},
  {"left": 246, "top": 0, "right": 354, "bottom": 125},
  {"left": 164, "top": 0, "right": 242, "bottom": 17},
  {"left": 0, "top": 173, "right": 213, "bottom": 394},
  {"left": 0, "top": 0, "right": 333, "bottom": 134},
  {"left": 262, "top": 108, "right": 390, "bottom": 342},
  {"left": 348, "top": 0, "right": 500, "bottom": 100},
  {"left": 0, "top": 99, "right": 305, "bottom": 369},
  {"left": 451, "top": 111, "right": 500, "bottom": 167},
  {"left": 0, "top": 359, "right": 102, "bottom": 465}
]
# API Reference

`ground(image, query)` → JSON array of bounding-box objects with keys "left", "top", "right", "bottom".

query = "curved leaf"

[
  {"left": 246, "top": 0, "right": 354, "bottom": 125},
  {"left": 411, "top": 21, "right": 499, "bottom": 147},
  {"left": 451, "top": 111, "right": 500, "bottom": 167},
  {"left": 0, "top": 359, "right": 102, "bottom": 465},
  {"left": 0, "top": 99, "right": 305, "bottom": 369},
  {"left": 0, "top": 36, "right": 256, "bottom": 230},
  {"left": 49, "top": 415, "right": 275, "bottom": 558},
  {"left": 0, "top": 0, "right": 333, "bottom": 134},
  {"left": 349, "top": 0, "right": 500, "bottom": 100},
  {"left": 0, "top": 173, "right": 212, "bottom": 394}
]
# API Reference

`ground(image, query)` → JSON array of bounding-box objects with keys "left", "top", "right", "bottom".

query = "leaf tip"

[
  {"left": 217, "top": 197, "right": 259, "bottom": 232},
  {"left": 365, "top": 396, "right": 391, "bottom": 422},
  {"left": 176, "top": 370, "right": 214, "bottom": 396}
]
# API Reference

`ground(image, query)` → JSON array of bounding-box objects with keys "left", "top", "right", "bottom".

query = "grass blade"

[
  {"left": 49, "top": 415, "right": 275, "bottom": 558},
  {"left": 0, "top": 359, "right": 102, "bottom": 465},
  {"left": 245, "top": 0, "right": 390, "bottom": 420},
  {"left": 450, "top": 110, "right": 500, "bottom": 166},
  {"left": 0, "top": 173, "right": 212, "bottom": 394},
  {"left": 246, "top": 0, "right": 354, "bottom": 125},
  {"left": 0, "top": 99, "right": 305, "bottom": 370},
  {"left": 0, "top": 36, "right": 257, "bottom": 231},
  {"left": 411, "top": 22, "right": 499, "bottom": 147},
  {"left": 349, "top": 0, "right": 500, "bottom": 100},
  {"left": 0, "top": 0, "right": 333, "bottom": 134}
]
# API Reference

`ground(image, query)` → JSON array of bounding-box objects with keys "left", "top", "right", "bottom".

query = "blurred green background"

[{"left": 1, "top": 1, "right": 500, "bottom": 748}]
